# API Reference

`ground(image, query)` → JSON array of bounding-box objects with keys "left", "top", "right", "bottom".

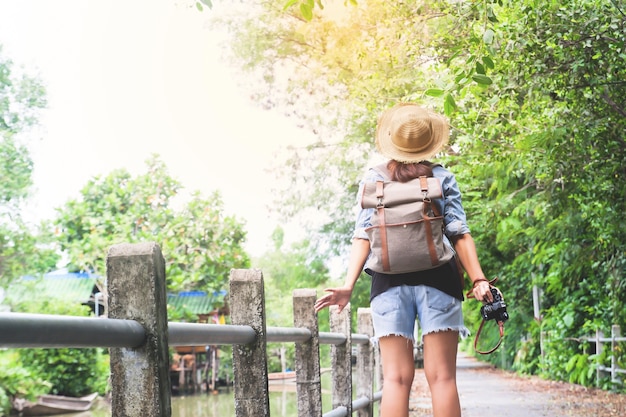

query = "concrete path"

[
  {"left": 455, "top": 352, "right": 554, "bottom": 417},
  {"left": 408, "top": 351, "right": 625, "bottom": 417}
]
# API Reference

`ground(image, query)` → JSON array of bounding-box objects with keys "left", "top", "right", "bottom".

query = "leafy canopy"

[
  {"left": 214, "top": 0, "right": 626, "bottom": 387},
  {"left": 0, "top": 45, "right": 59, "bottom": 284},
  {"left": 53, "top": 154, "right": 250, "bottom": 293}
]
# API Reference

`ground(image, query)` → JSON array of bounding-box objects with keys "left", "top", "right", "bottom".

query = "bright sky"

[{"left": 0, "top": 0, "right": 314, "bottom": 257}]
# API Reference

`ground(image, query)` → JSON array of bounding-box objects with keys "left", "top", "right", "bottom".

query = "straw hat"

[{"left": 375, "top": 103, "right": 449, "bottom": 163}]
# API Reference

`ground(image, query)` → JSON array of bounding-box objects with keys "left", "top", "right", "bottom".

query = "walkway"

[{"left": 408, "top": 351, "right": 626, "bottom": 417}]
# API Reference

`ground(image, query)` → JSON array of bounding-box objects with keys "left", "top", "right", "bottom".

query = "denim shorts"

[{"left": 370, "top": 285, "right": 469, "bottom": 343}]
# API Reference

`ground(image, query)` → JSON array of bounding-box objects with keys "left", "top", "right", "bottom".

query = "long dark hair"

[{"left": 387, "top": 160, "right": 433, "bottom": 182}]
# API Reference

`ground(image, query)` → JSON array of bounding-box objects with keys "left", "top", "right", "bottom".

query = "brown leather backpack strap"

[
  {"left": 419, "top": 176, "right": 439, "bottom": 267},
  {"left": 375, "top": 180, "right": 391, "bottom": 272},
  {"left": 373, "top": 162, "right": 392, "bottom": 180},
  {"left": 422, "top": 209, "right": 439, "bottom": 267}
]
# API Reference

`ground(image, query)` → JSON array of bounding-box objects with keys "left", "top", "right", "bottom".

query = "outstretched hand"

[{"left": 314, "top": 286, "right": 353, "bottom": 314}]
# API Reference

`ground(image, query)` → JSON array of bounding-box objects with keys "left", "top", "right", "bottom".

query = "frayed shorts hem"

[
  {"left": 423, "top": 326, "right": 471, "bottom": 340},
  {"left": 370, "top": 326, "right": 470, "bottom": 346},
  {"left": 370, "top": 332, "right": 415, "bottom": 346}
]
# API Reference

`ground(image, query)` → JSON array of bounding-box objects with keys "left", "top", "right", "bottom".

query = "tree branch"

[{"left": 601, "top": 89, "right": 626, "bottom": 118}]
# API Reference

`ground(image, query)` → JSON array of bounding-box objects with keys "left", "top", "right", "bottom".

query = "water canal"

[{"left": 51, "top": 375, "right": 335, "bottom": 417}]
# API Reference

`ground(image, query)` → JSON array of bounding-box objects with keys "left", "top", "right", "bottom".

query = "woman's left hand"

[{"left": 473, "top": 280, "right": 494, "bottom": 303}]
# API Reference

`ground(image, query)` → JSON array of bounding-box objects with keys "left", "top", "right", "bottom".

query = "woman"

[{"left": 314, "top": 103, "right": 494, "bottom": 417}]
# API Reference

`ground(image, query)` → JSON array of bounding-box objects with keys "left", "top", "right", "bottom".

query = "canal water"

[{"left": 51, "top": 375, "right": 334, "bottom": 417}]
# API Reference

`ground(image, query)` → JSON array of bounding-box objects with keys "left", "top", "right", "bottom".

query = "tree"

[
  {"left": 474, "top": 0, "right": 626, "bottom": 382},
  {"left": 254, "top": 226, "right": 331, "bottom": 371},
  {"left": 0, "top": 45, "right": 59, "bottom": 285},
  {"left": 53, "top": 155, "right": 250, "bottom": 295},
  {"left": 213, "top": 0, "right": 626, "bottom": 388}
]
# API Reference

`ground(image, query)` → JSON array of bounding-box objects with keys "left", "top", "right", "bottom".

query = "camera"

[{"left": 480, "top": 287, "right": 509, "bottom": 323}]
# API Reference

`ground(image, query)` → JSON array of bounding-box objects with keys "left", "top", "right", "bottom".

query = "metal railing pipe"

[
  {"left": 352, "top": 334, "right": 370, "bottom": 344},
  {"left": 323, "top": 390, "right": 383, "bottom": 417},
  {"left": 352, "top": 391, "right": 383, "bottom": 411},
  {"left": 168, "top": 322, "right": 256, "bottom": 346},
  {"left": 0, "top": 312, "right": 145, "bottom": 348},
  {"left": 267, "top": 326, "right": 311, "bottom": 343},
  {"left": 319, "top": 331, "right": 346, "bottom": 345},
  {"left": 323, "top": 406, "right": 348, "bottom": 417},
  {"left": 352, "top": 396, "right": 370, "bottom": 411}
]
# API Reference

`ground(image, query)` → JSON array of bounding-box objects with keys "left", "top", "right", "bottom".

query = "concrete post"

[
  {"left": 293, "top": 289, "right": 322, "bottom": 417},
  {"left": 330, "top": 304, "right": 352, "bottom": 415},
  {"left": 357, "top": 308, "right": 374, "bottom": 417},
  {"left": 229, "top": 269, "right": 270, "bottom": 417},
  {"left": 107, "top": 242, "right": 171, "bottom": 417}
]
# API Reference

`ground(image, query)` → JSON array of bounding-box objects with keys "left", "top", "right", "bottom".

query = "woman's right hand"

[{"left": 314, "top": 286, "right": 353, "bottom": 314}]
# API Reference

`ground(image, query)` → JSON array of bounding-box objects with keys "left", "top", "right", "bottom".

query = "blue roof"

[
  {"left": 167, "top": 290, "right": 227, "bottom": 314},
  {"left": 8, "top": 271, "right": 101, "bottom": 304}
]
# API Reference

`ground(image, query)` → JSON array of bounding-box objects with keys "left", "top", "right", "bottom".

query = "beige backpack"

[{"left": 360, "top": 163, "right": 455, "bottom": 274}]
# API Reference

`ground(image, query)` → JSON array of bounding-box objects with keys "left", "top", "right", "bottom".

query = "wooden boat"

[
  {"left": 13, "top": 392, "right": 98, "bottom": 416},
  {"left": 267, "top": 370, "right": 296, "bottom": 384}
]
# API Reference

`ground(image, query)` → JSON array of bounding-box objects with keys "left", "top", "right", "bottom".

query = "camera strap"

[
  {"left": 466, "top": 277, "right": 506, "bottom": 355},
  {"left": 473, "top": 317, "right": 505, "bottom": 355}
]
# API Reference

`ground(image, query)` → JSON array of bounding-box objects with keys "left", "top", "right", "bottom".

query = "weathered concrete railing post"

[
  {"left": 107, "top": 242, "right": 171, "bottom": 417},
  {"left": 357, "top": 308, "right": 375, "bottom": 417},
  {"left": 330, "top": 304, "right": 352, "bottom": 415},
  {"left": 293, "top": 289, "right": 322, "bottom": 416},
  {"left": 230, "top": 269, "right": 270, "bottom": 417}
]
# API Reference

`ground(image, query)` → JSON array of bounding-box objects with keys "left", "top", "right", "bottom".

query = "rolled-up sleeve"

[{"left": 433, "top": 165, "right": 471, "bottom": 237}]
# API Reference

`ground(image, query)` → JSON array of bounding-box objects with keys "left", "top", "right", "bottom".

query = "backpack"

[{"left": 360, "top": 163, "right": 455, "bottom": 274}]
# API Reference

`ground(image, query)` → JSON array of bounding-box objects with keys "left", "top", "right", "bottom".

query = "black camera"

[{"left": 480, "top": 288, "right": 509, "bottom": 323}]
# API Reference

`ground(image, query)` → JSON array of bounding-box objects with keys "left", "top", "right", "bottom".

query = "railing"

[
  {"left": 585, "top": 325, "right": 625, "bottom": 388},
  {"left": 0, "top": 242, "right": 382, "bottom": 417}
]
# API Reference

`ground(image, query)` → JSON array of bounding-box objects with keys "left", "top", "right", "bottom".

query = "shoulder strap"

[{"left": 371, "top": 163, "right": 391, "bottom": 181}]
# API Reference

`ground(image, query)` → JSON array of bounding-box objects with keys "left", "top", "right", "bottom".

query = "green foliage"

[
  {"left": 261, "top": 226, "right": 330, "bottom": 296},
  {"left": 450, "top": 0, "right": 626, "bottom": 383},
  {"left": 0, "top": 351, "right": 51, "bottom": 417},
  {"left": 256, "top": 226, "right": 331, "bottom": 371},
  {"left": 0, "top": 219, "right": 59, "bottom": 283},
  {"left": 0, "top": 46, "right": 59, "bottom": 286},
  {"left": 0, "top": 46, "right": 47, "bottom": 134},
  {"left": 14, "top": 300, "right": 109, "bottom": 397},
  {"left": 53, "top": 154, "right": 250, "bottom": 296},
  {"left": 217, "top": 0, "right": 626, "bottom": 391},
  {"left": 196, "top": 0, "right": 213, "bottom": 11},
  {"left": 19, "top": 348, "right": 104, "bottom": 397},
  {"left": 0, "top": 136, "right": 32, "bottom": 205}
]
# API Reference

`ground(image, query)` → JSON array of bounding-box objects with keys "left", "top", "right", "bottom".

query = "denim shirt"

[{"left": 352, "top": 164, "right": 471, "bottom": 241}]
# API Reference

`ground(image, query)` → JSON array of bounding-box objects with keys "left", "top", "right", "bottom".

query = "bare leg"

[
  {"left": 423, "top": 331, "right": 461, "bottom": 417},
  {"left": 378, "top": 335, "right": 415, "bottom": 417}
]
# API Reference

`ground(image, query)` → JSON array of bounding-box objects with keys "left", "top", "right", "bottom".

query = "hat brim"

[{"left": 375, "top": 104, "right": 449, "bottom": 163}]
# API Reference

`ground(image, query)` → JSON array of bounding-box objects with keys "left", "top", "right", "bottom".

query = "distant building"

[
  {"left": 4, "top": 270, "right": 105, "bottom": 315},
  {"left": 166, "top": 289, "right": 229, "bottom": 323}
]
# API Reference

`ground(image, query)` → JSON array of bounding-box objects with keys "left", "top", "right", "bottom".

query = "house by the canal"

[
  {"left": 3, "top": 269, "right": 105, "bottom": 315},
  {"left": 166, "top": 289, "right": 229, "bottom": 394}
]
